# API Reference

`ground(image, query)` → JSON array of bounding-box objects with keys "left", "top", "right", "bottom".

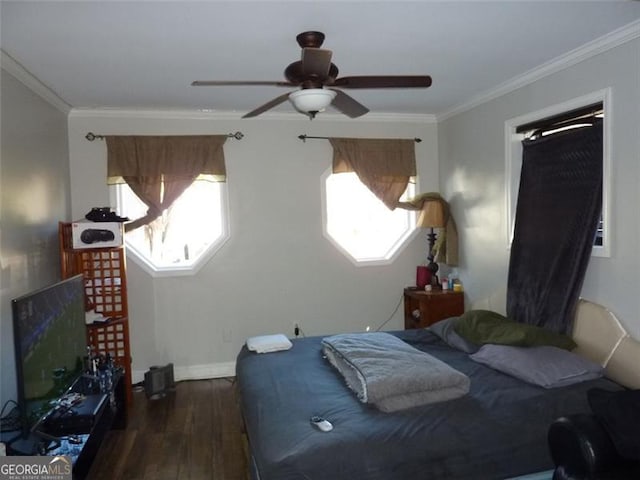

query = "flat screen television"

[{"left": 12, "top": 274, "right": 87, "bottom": 435}]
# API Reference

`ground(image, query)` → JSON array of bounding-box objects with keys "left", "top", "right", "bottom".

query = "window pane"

[
  {"left": 325, "top": 172, "right": 415, "bottom": 262},
  {"left": 114, "top": 180, "right": 224, "bottom": 269}
]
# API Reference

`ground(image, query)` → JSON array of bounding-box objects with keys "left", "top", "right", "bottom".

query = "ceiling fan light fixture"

[{"left": 289, "top": 88, "right": 336, "bottom": 117}]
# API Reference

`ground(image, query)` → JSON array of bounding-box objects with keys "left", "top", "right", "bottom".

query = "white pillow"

[
  {"left": 470, "top": 344, "right": 603, "bottom": 388},
  {"left": 246, "top": 334, "right": 293, "bottom": 354}
]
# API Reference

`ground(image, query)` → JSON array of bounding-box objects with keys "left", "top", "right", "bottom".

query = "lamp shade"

[
  {"left": 417, "top": 199, "right": 446, "bottom": 228},
  {"left": 289, "top": 89, "right": 336, "bottom": 114}
]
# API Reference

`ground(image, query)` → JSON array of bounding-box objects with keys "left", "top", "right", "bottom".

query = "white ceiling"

[{"left": 2, "top": 1, "right": 640, "bottom": 118}]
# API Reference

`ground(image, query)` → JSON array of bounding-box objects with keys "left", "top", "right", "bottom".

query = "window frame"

[
  {"left": 109, "top": 180, "right": 231, "bottom": 277},
  {"left": 320, "top": 167, "right": 419, "bottom": 266},
  {"left": 504, "top": 89, "right": 611, "bottom": 258}
]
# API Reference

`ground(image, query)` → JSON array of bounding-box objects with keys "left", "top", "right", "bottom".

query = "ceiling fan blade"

[
  {"left": 192, "top": 80, "right": 294, "bottom": 87},
  {"left": 301, "top": 48, "right": 332, "bottom": 78},
  {"left": 331, "top": 75, "right": 432, "bottom": 89},
  {"left": 330, "top": 90, "right": 369, "bottom": 118},
  {"left": 242, "top": 92, "right": 292, "bottom": 118}
]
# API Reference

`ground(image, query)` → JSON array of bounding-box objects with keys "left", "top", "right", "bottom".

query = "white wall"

[
  {"left": 0, "top": 68, "right": 70, "bottom": 404},
  {"left": 67, "top": 111, "right": 439, "bottom": 379},
  {"left": 439, "top": 39, "right": 640, "bottom": 338},
  {"left": 6, "top": 35, "right": 638, "bottom": 394}
]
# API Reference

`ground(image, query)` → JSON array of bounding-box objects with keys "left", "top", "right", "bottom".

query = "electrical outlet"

[{"left": 293, "top": 323, "right": 300, "bottom": 337}]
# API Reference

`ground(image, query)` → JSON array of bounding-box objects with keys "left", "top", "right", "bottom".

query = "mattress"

[{"left": 236, "top": 329, "right": 620, "bottom": 480}]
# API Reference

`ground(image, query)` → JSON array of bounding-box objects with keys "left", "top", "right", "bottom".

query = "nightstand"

[{"left": 404, "top": 288, "right": 464, "bottom": 329}]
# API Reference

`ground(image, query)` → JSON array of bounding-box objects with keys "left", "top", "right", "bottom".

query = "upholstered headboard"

[
  {"left": 472, "top": 291, "right": 639, "bottom": 389},
  {"left": 572, "top": 299, "right": 640, "bottom": 389}
]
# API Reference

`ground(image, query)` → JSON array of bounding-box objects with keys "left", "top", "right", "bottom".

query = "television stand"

[{"left": 3, "top": 370, "right": 127, "bottom": 480}]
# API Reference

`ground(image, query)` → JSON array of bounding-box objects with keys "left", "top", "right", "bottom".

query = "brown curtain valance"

[
  {"left": 106, "top": 135, "right": 227, "bottom": 184},
  {"left": 329, "top": 138, "right": 416, "bottom": 209},
  {"left": 105, "top": 134, "right": 227, "bottom": 232}
]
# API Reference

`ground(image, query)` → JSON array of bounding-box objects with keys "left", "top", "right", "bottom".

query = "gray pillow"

[
  {"left": 429, "top": 317, "right": 480, "bottom": 354},
  {"left": 469, "top": 344, "right": 603, "bottom": 388}
]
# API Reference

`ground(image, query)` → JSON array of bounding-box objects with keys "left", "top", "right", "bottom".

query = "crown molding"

[
  {"left": 437, "top": 19, "right": 640, "bottom": 122},
  {"left": 69, "top": 107, "right": 436, "bottom": 124},
  {"left": 69, "top": 107, "right": 243, "bottom": 121},
  {"left": 1, "top": 49, "right": 72, "bottom": 114}
]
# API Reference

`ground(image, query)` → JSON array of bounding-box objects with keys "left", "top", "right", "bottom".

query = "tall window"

[
  {"left": 323, "top": 170, "right": 416, "bottom": 264},
  {"left": 505, "top": 90, "right": 610, "bottom": 257}
]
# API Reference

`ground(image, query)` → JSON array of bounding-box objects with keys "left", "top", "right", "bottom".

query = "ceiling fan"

[{"left": 191, "top": 31, "right": 432, "bottom": 119}]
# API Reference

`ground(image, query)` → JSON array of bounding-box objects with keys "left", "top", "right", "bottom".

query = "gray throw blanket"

[{"left": 322, "top": 332, "right": 470, "bottom": 412}]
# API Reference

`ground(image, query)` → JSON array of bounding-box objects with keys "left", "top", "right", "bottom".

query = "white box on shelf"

[{"left": 72, "top": 221, "right": 124, "bottom": 249}]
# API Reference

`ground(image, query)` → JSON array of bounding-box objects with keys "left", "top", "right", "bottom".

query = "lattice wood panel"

[
  {"left": 87, "top": 318, "right": 133, "bottom": 404},
  {"left": 77, "top": 249, "right": 128, "bottom": 317}
]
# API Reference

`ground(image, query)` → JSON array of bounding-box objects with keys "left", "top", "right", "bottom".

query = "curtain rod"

[
  {"left": 85, "top": 131, "right": 245, "bottom": 142},
  {"left": 515, "top": 103, "right": 603, "bottom": 134},
  {"left": 298, "top": 134, "right": 422, "bottom": 143}
]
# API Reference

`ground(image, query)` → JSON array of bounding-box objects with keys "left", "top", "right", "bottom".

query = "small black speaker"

[{"left": 144, "top": 363, "right": 175, "bottom": 399}]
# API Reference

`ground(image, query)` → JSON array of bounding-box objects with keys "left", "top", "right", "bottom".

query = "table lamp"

[{"left": 417, "top": 199, "right": 446, "bottom": 287}]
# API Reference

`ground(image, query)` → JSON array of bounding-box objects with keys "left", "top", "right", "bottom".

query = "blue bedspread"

[{"left": 236, "top": 329, "right": 620, "bottom": 480}]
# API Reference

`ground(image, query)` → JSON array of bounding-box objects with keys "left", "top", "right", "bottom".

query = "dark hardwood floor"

[{"left": 88, "top": 378, "right": 249, "bottom": 480}]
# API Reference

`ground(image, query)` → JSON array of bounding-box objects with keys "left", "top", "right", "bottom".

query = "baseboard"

[{"left": 132, "top": 361, "right": 236, "bottom": 384}]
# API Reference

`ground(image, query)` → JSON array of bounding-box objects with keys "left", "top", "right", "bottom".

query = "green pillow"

[{"left": 454, "top": 310, "right": 576, "bottom": 351}]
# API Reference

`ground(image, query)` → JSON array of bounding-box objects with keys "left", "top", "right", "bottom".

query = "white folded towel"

[{"left": 246, "top": 334, "right": 293, "bottom": 354}]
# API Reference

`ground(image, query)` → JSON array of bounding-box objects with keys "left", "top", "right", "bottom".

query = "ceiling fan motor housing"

[
  {"left": 284, "top": 62, "right": 339, "bottom": 87},
  {"left": 296, "top": 31, "right": 325, "bottom": 48}
]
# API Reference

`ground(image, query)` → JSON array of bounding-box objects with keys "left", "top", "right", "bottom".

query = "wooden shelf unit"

[{"left": 59, "top": 222, "right": 133, "bottom": 404}]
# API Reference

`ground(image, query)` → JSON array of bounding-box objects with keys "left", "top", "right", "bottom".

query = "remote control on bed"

[{"left": 310, "top": 416, "right": 333, "bottom": 432}]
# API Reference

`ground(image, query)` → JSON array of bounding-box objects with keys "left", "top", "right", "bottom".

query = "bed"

[{"left": 235, "top": 299, "right": 640, "bottom": 480}]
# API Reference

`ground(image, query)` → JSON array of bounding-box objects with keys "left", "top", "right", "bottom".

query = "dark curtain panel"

[{"left": 507, "top": 120, "right": 603, "bottom": 334}]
